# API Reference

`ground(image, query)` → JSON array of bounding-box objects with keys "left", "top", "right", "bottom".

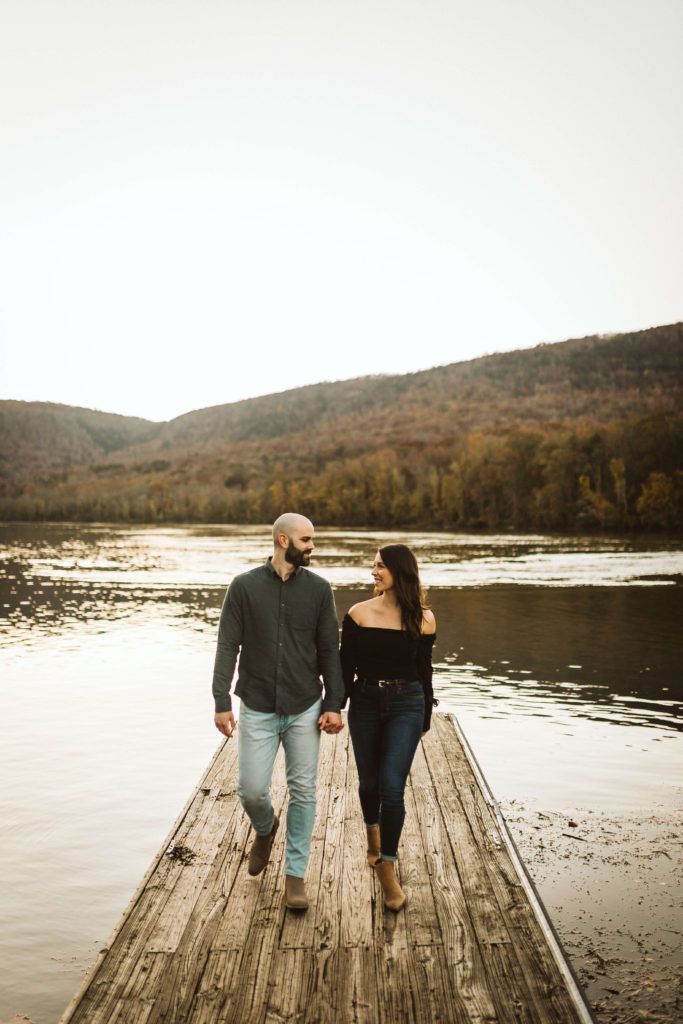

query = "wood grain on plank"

[{"left": 59, "top": 716, "right": 592, "bottom": 1024}]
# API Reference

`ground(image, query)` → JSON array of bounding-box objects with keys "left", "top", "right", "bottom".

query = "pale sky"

[{"left": 0, "top": 0, "right": 681, "bottom": 423}]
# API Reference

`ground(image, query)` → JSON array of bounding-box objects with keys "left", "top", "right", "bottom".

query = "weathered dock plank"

[{"left": 59, "top": 715, "right": 594, "bottom": 1024}]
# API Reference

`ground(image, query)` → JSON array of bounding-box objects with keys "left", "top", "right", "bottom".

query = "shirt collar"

[{"left": 265, "top": 556, "right": 302, "bottom": 579}]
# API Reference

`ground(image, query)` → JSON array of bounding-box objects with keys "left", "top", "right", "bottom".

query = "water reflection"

[
  {"left": 2, "top": 525, "right": 681, "bottom": 734},
  {"left": 0, "top": 558, "right": 222, "bottom": 646},
  {"left": 1, "top": 523, "right": 682, "bottom": 1023},
  {"left": 2, "top": 522, "right": 683, "bottom": 588},
  {"left": 334, "top": 586, "right": 682, "bottom": 733}
]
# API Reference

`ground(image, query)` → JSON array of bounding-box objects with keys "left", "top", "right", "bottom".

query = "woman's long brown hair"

[{"left": 378, "top": 543, "right": 427, "bottom": 637}]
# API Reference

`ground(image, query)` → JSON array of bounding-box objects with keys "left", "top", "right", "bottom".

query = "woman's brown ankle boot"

[
  {"left": 375, "top": 860, "right": 406, "bottom": 911},
  {"left": 366, "top": 825, "right": 380, "bottom": 866}
]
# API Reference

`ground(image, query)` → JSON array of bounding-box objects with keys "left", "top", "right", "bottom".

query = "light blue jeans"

[{"left": 237, "top": 698, "right": 322, "bottom": 878}]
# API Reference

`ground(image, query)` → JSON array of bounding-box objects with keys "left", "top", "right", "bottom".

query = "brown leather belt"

[{"left": 359, "top": 677, "right": 416, "bottom": 688}]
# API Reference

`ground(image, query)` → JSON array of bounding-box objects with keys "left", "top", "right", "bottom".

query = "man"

[{"left": 213, "top": 512, "right": 344, "bottom": 911}]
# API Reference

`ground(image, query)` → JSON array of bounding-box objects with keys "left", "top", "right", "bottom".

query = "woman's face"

[{"left": 372, "top": 551, "right": 395, "bottom": 593}]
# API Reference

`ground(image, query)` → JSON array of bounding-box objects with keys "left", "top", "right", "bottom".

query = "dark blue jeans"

[{"left": 348, "top": 681, "right": 424, "bottom": 861}]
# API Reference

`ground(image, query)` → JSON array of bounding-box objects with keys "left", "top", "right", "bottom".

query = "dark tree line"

[{"left": 2, "top": 413, "right": 681, "bottom": 531}]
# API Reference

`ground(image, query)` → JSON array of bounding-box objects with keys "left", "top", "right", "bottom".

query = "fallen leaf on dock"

[{"left": 166, "top": 842, "right": 196, "bottom": 865}]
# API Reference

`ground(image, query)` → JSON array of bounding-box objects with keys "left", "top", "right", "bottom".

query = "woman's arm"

[
  {"left": 339, "top": 613, "right": 359, "bottom": 706},
  {"left": 416, "top": 631, "right": 437, "bottom": 732}
]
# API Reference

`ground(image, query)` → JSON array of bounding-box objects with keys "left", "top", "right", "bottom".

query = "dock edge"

[{"left": 449, "top": 713, "right": 597, "bottom": 1024}]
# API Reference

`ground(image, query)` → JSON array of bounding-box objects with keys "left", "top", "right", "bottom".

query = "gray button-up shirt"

[{"left": 212, "top": 557, "right": 344, "bottom": 716}]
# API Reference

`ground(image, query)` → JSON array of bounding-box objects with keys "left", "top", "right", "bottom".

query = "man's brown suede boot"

[
  {"left": 366, "top": 824, "right": 381, "bottom": 866},
  {"left": 285, "top": 874, "right": 309, "bottom": 910},
  {"left": 247, "top": 814, "right": 279, "bottom": 876},
  {"left": 375, "top": 860, "right": 406, "bottom": 911}
]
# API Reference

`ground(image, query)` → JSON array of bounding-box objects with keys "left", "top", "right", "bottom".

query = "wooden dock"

[{"left": 59, "top": 714, "right": 594, "bottom": 1024}]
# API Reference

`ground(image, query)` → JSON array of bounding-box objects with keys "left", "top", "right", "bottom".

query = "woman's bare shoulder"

[
  {"left": 348, "top": 598, "right": 380, "bottom": 626},
  {"left": 421, "top": 608, "right": 436, "bottom": 634}
]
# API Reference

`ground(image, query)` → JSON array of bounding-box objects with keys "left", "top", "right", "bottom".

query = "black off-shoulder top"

[{"left": 340, "top": 613, "right": 437, "bottom": 732}]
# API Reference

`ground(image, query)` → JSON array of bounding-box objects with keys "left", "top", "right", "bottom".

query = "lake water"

[{"left": 1, "top": 524, "right": 681, "bottom": 1023}]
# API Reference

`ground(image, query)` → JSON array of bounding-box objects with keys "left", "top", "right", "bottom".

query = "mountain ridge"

[{"left": 1, "top": 321, "right": 682, "bottom": 530}]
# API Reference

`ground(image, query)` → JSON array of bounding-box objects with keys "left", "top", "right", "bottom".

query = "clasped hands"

[{"left": 318, "top": 711, "right": 344, "bottom": 734}]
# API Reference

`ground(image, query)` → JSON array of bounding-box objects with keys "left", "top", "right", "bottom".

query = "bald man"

[{"left": 212, "top": 513, "right": 344, "bottom": 910}]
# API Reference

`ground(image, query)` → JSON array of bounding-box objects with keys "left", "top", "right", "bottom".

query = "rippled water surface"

[{"left": 1, "top": 524, "right": 682, "bottom": 1022}]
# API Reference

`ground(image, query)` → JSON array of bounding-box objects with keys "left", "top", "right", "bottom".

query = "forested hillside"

[{"left": 2, "top": 322, "right": 682, "bottom": 531}]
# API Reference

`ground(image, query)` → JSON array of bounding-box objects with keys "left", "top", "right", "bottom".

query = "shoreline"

[{"left": 502, "top": 800, "right": 682, "bottom": 1023}]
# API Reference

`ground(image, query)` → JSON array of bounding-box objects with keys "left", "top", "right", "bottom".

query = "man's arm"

[
  {"left": 212, "top": 580, "right": 243, "bottom": 730},
  {"left": 316, "top": 584, "right": 345, "bottom": 718}
]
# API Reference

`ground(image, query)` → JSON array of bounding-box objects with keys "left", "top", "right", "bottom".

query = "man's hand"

[
  {"left": 215, "top": 710, "right": 236, "bottom": 738},
  {"left": 318, "top": 711, "right": 344, "bottom": 734}
]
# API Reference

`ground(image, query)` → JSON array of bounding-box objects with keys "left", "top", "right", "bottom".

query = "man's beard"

[{"left": 284, "top": 540, "right": 311, "bottom": 567}]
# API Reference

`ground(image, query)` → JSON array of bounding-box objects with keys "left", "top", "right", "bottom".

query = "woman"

[{"left": 340, "top": 543, "right": 437, "bottom": 911}]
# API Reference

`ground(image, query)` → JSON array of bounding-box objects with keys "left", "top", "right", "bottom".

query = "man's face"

[{"left": 284, "top": 528, "right": 315, "bottom": 567}]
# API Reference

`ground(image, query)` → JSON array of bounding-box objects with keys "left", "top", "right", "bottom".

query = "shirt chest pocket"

[{"left": 285, "top": 605, "right": 317, "bottom": 636}]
